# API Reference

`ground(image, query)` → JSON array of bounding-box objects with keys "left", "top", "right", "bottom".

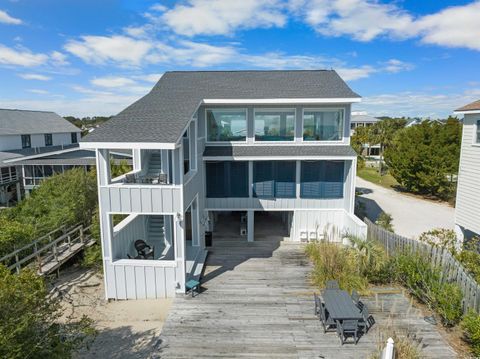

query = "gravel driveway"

[{"left": 356, "top": 176, "right": 455, "bottom": 239}]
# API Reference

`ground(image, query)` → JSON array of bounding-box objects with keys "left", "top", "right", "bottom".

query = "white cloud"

[
  {"left": 64, "top": 35, "right": 152, "bottom": 66},
  {"left": 382, "top": 59, "right": 415, "bottom": 73},
  {"left": 91, "top": 76, "right": 137, "bottom": 88},
  {"left": 161, "top": 0, "right": 286, "bottom": 36},
  {"left": 19, "top": 73, "right": 51, "bottom": 81},
  {"left": 50, "top": 51, "right": 69, "bottom": 66},
  {"left": 356, "top": 89, "right": 480, "bottom": 118},
  {"left": 336, "top": 66, "right": 376, "bottom": 81},
  {"left": 27, "top": 89, "right": 49, "bottom": 94},
  {"left": 0, "top": 44, "right": 48, "bottom": 66},
  {"left": 132, "top": 73, "right": 163, "bottom": 83},
  {"left": 293, "top": 0, "right": 480, "bottom": 51},
  {"left": 416, "top": 2, "right": 480, "bottom": 51},
  {"left": 0, "top": 10, "right": 22, "bottom": 25}
]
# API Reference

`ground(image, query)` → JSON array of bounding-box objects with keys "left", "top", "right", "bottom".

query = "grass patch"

[{"left": 358, "top": 167, "right": 399, "bottom": 189}]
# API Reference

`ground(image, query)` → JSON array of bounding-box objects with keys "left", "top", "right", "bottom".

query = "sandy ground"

[
  {"left": 356, "top": 176, "right": 455, "bottom": 239},
  {"left": 50, "top": 265, "right": 172, "bottom": 359}
]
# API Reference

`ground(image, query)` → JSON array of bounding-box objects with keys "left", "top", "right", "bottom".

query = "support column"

[
  {"left": 248, "top": 161, "right": 253, "bottom": 198},
  {"left": 295, "top": 160, "right": 301, "bottom": 198},
  {"left": 132, "top": 149, "right": 142, "bottom": 172},
  {"left": 175, "top": 215, "right": 186, "bottom": 293},
  {"left": 247, "top": 210, "right": 254, "bottom": 242},
  {"left": 16, "top": 182, "right": 21, "bottom": 202}
]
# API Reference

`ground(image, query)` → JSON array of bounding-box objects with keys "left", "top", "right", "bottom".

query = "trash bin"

[{"left": 205, "top": 231, "right": 212, "bottom": 247}]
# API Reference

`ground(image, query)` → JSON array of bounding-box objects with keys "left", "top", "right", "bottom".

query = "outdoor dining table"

[{"left": 322, "top": 289, "right": 364, "bottom": 321}]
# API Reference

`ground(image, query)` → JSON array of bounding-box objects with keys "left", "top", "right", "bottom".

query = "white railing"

[
  {"left": 381, "top": 338, "right": 395, "bottom": 359},
  {"left": 343, "top": 211, "right": 368, "bottom": 239}
]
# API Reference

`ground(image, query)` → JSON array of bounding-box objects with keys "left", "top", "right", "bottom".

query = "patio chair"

[
  {"left": 125, "top": 173, "right": 135, "bottom": 183},
  {"left": 314, "top": 293, "right": 321, "bottom": 317},
  {"left": 336, "top": 319, "right": 359, "bottom": 345},
  {"left": 326, "top": 280, "right": 339, "bottom": 289},
  {"left": 359, "top": 305, "right": 375, "bottom": 333},
  {"left": 158, "top": 173, "right": 168, "bottom": 184},
  {"left": 351, "top": 290, "right": 360, "bottom": 304},
  {"left": 356, "top": 300, "right": 365, "bottom": 311},
  {"left": 134, "top": 239, "right": 154, "bottom": 259},
  {"left": 319, "top": 302, "right": 336, "bottom": 333}
]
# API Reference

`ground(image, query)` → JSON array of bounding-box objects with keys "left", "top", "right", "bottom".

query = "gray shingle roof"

[
  {"left": 0, "top": 109, "right": 80, "bottom": 135},
  {"left": 351, "top": 114, "right": 379, "bottom": 123},
  {"left": 203, "top": 145, "right": 357, "bottom": 158},
  {"left": 82, "top": 70, "right": 361, "bottom": 144}
]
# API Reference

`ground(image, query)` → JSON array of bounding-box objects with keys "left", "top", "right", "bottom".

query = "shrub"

[
  {"left": 376, "top": 212, "right": 394, "bottom": 232},
  {"left": 0, "top": 265, "right": 95, "bottom": 358},
  {"left": 305, "top": 241, "right": 368, "bottom": 293},
  {"left": 394, "top": 253, "right": 463, "bottom": 326},
  {"left": 462, "top": 311, "right": 480, "bottom": 357},
  {"left": 456, "top": 250, "right": 480, "bottom": 283},
  {"left": 418, "top": 228, "right": 458, "bottom": 254}
]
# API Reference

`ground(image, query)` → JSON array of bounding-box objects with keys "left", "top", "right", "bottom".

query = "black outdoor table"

[{"left": 322, "top": 289, "right": 363, "bottom": 321}]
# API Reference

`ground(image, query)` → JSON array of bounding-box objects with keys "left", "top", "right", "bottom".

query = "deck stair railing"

[{"left": 0, "top": 223, "right": 93, "bottom": 276}]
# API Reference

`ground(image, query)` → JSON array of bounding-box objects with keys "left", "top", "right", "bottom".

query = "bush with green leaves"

[
  {"left": 462, "top": 310, "right": 480, "bottom": 357},
  {"left": 0, "top": 265, "right": 95, "bottom": 358},
  {"left": 418, "top": 228, "right": 458, "bottom": 254},
  {"left": 376, "top": 212, "right": 394, "bottom": 232},
  {"left": 394, "top": 252, "right": 463, "bottom": 326}
]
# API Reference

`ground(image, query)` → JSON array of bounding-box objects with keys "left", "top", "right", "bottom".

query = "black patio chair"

[
  {"left": 326, "top": 280, "right": 339, "bottom": 289},
  {"left": 134, "top": 239, "right": 154, "bottom": 259},
  {"left": 336, "top": 319, "right": 359, "bottom": 345},
  {"left": 319, "top": 301, "right": 336, "bottom": 333},
  {"left": 359, "top": 304, "right": 375, "bottom": 333}
]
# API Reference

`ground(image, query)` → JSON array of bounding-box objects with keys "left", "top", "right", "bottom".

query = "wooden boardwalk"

[
  {"left": 157, "top": 214, "right": 457, "bottom": 359},
  {"left": 0, "top": 224, "right": 94, "bottom": 276}
]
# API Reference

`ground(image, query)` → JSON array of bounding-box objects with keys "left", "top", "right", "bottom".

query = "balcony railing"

[{"left": 111, "top": 171, "right": 169, "bottom": 186}]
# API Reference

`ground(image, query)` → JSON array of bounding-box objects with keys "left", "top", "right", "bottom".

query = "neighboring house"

[
  {"left": 453, "top": 100, "right": 480, "bottom": 241},
  {"left": 0, "top": 109, "right": 130, "bottom": 205},
  {"left": 80, "top": 70, "right": 367, "bottom": 300},
  {"left": 350, "top": 112, "right": 381, "bottom": 159}
]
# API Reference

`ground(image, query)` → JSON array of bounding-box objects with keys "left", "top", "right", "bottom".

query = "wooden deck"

[{"left": 157, "top": 213, "right": 456, "bottom": 358}]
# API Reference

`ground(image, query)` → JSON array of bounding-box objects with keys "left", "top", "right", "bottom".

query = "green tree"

[
  {"left": 0, "top": 265, "right": 95, "bottom": 358},
  {"left": 384, "top": 120, "right": 462, "bottom": 200},
  {"left": 369, "top": 118, "right": 407, "bottom": 173}
]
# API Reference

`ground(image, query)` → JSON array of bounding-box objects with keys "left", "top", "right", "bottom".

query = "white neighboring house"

[
  {"left": 0, "top": 109, "right": 131, "bottom": 206},
  {"left": 350, "top": 112, "right": 381, "bottom": 160},
  {"left": 80, "top": 70, "right": 368, "bottom": 300},
  {"left": 453, "top": 100, "right": 480, "bottom": 241}
]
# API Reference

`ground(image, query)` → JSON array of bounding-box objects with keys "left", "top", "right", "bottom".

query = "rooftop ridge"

[{"left": 0, "top": 108, "right": 56, "bottom": 114}]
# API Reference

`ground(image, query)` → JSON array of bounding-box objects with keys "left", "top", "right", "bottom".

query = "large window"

[
  {"left": 44, "top": 133, "right": 53, "bottom": 146},
  {"left": 303, "top": 110, "right": 344, "bottom": 141},
  {"left": 476, "top": 120, "right": 480, "bottom": 144},
  {"left": 206, "top": 109, "right": 247, "bottom": 142},
  {"left": 300, "top": 161, "right": 344, "bottom": 199},
  {"left": 254, "top": 110, "right": 295, "bottom": 141},
  {"left": 253, "top": 161, "right": 296, "bottom": 198},
  {"left": 21, "top": 134, "right": 31, "bottom": 149},
  {"left": 71, "top": 132, "right": 78, "bottom": 144},
  {"left": 206, "top": 161, "right": 248, "bottom": 198},
  {"left": 183, "top": 130, "right": 190, "bottom": 175}
]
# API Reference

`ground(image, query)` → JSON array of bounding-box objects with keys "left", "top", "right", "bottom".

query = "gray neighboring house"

[
  {"left": 80, "top": 70, "right": 367, "bottom": 300},
  {"left": 350, "top": 112, "right": 381, "bottom": 159},
  {"left": 0, "top": 109, "right": 131, "bottom": 205},
  {"left": 454, "top": 100, "right": 480, "bottom": 241}
]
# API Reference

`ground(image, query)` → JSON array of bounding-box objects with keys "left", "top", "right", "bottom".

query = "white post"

[
  {"left": 247, "top": 210, "right": 254, "bottom": 242},
  {"left": 383, "top": 337, "right": 394, "bottom": 359},
  {"left": 16, "top": 181, "right": 21, "bottom": 202},
  {"left": 295, "top": 160, "right": 301, "bottom": 198},
  {"left": 248, "top": 161, "right": 253, "bottom": 198}
]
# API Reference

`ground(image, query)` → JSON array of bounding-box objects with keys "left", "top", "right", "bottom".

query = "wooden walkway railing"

[
  {"left": 0, "top": 223, "right": 94, "bottom": 276},
  {"left": 366, "top": 218, "right": 480, "bottom": 314}
]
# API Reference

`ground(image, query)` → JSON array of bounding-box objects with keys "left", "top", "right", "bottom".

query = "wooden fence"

[
  {"left": 366, "top": 218, "right": 480, "bottom": 314},
  {"left": 0, "top": 223, "right": 93, "bottom": 276}
]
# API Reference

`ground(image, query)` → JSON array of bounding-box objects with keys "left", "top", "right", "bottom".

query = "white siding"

[
  {"left": 100, "top": 185, "right": 182, "bottom": 214},
  {"left": 0, "top": 132, "right": 80, "bottom": 151},
  {"left": 455, "top": 114, "right": 480, "bottom": 235}
]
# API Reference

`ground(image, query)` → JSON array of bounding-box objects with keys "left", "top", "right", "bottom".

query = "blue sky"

[{"left": 0, "top": 0, "right": 479, "bottom": 118}]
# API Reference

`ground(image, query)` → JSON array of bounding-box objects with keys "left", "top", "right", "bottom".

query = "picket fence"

[{"left": 365, "top": 218, "right": 480, "bottom": 314}]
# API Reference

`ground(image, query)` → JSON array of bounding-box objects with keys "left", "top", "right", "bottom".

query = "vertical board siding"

[
  {"left": 112, "top": 214, "right": 147, "bottom": 259},
  {"left": 366, "top": 218, "right": 480, "bottom": 314},
  {"left": 105, "top": 260, "right": 177, "bottom": 300},
  {"left": 100, "top": 185, "right": 182, "bottom": 213},
  {"left": 456, "top": 114, "right": 480, "bottom": 235},
  {"left": 205, "top": 197, "right": 345, "bottom": 210}
]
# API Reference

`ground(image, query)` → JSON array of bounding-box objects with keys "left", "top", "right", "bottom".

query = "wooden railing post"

[
  {"left": 53, "top": 243, "right": 58, "bottom": 262},
  {"left": 67, "top": 234, "right": 72, "bottom": 251},
  {"left": 79, "top": 226, "right": 84, "bottom": 244},
  {"left": 34, "top": 242, "right": 42, "bottom": 272}
]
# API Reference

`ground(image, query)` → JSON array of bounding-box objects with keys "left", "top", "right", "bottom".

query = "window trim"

[
  {"left": 252, "top": 108, "right": 296, "bottom": 143},
  {"left": 301, "top": 108, "right": 345, "bottom": 143},
  {"left": 44, "top": 133, "right": 53, "bottom": 147},
  {"left": 205, "top": 108, "right": 248, "bottom": 144},
  {"left": 21, "top": 134, "right": 31, "bottom": 149},
  {"left": 474, "top": 119, "right": 480, "bottom": 146},
  {"left": 71, "top": 132, "right": 78, "bottom": 144}
]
